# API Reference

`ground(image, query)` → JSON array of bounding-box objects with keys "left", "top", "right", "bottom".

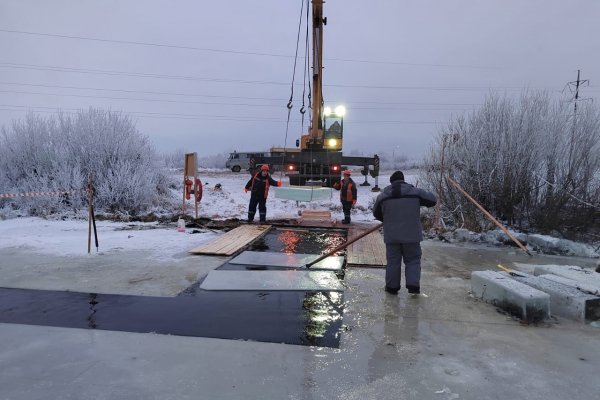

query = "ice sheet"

[
  {"left": 229, "top": 251, "right": 344, "bottom": 271},
  {"left": 199, "top": 270, "right": 344, "bottom": 291},
  {"left": 274, "top": 187, "right": 333, "bottom": 202}
]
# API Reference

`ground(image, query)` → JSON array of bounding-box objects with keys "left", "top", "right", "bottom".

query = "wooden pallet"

[
  {"left": 189, "top": 224, "right": 271, "bottom": 256},
  {"left": 346, "top": 227, "right": 387, "bottom": 268}
]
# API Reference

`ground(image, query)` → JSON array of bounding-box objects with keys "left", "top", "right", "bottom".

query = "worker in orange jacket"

[
  {"left": 333, "top": 170, "right": 357, "bottom": 224},
  {"left": 244, "top": 165, "right": 282, "bottom": 223}
]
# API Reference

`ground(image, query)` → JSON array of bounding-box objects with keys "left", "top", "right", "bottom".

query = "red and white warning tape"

[{"left": 0, "top": 190, "right": 82, "bottom": 199}]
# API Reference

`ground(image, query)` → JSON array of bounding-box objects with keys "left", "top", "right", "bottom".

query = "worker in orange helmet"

[
  {"left": 333, "top": 170, "right": 357, "bottom": 224},
  {"left": 244, "top": 165, "right": 282, "bottom": 223}
]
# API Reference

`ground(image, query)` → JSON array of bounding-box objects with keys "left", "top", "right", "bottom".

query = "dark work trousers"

[
  {"left": 248, "top": 196, "right": 267, "bottom": 222},
  {"left": 341, "top": 200, "right": 352, "bottom": 222},
  {"left": 385, "top": 243, "right": 422, "bottom": 290}
]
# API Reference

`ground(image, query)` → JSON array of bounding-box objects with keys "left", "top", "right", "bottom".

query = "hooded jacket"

[{"left": 373, "top": 180, "right": 437, "bottom": 243}]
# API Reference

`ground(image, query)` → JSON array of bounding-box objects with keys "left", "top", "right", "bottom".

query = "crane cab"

[{"left": 296, "top": 105, "right": 345, "bottom": 152}]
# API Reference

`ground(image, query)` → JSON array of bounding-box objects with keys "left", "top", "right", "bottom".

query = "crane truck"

[{"left": 249, "top": 0, "right": 381, "bottom": 190}]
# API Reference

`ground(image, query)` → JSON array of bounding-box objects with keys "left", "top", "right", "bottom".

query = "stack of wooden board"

[
  {"left": 299, "top": 210, "right": 331, "bottom": 221},
  {"left": 189, "top": 224, "right": 271, "bottom": 256}
]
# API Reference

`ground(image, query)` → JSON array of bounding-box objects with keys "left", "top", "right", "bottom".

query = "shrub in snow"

[
  {"left": 423, "top": 91, "right": 600, "bottom": 239},
  {"left": 0, "top": 109, "right": 170, "bottom": 216}
]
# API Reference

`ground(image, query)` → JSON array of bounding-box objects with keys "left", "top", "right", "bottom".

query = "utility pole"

[
  {"left": 568, "top": 69, "right": 588, "bottom": 124},
  {"left": 565, "top": 70, "right": 589, "bottom": 177}
]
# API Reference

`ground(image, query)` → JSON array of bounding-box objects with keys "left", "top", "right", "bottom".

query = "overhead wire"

[
  {"left": 0, "top": 62, "right": 543, "bottom": 91},
  {"left": 0, "top": 103, "right": 440, "bottom": 124},
  {"left": 0, "top": 88, "right": 473, "bottom": 111},
  {"left": 0, "top": 80, "right": 483, "bottom": 107},
  {"left": 0, "top": 28, "right": 500, "bottom": 70}
]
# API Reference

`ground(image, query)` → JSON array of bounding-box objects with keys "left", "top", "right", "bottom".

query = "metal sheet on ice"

[
  {"left": 229, "top": 251, "right": 344, "bottom": 271},
  {"left": 200, "top": 270, "right": 344, "bottom": 291}
]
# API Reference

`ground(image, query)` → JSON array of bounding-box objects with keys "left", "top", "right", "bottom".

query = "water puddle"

[
  {"left": 0, "top": 286, "right": 343, "bottom": 347},
  {"left": 249, "top": 227, "right": 347, "bottom": 255},
  {"left": 0, "top": 227, "right": 348, "bottom": 347}
]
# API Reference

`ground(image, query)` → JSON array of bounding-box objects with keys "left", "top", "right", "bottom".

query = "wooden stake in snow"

[
  {"left": 447, "top": 176, "right": 531, "bottom": 256},
  {"left": 87, "top": 175, "right": 93, "bottom": 254},
  {"left": 87, "top": 176, "right": 99, "bottom": 254}
]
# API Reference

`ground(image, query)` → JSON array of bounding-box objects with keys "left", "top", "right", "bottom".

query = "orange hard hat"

[
  {"left": 260, "top": 165, "right": 269, "bottom": 171},
  {"left": 343, "top": 170, "right": 351, "bottom": 176}
]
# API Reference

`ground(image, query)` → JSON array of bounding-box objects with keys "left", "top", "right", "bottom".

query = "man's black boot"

[
  {"left": 384, "top": 286, "right": 399, "bottom": 295},
  {"left": 407, "top": 285, "right": 420, "bottom": 294}
]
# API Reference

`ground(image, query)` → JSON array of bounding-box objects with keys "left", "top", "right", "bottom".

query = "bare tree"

[{"left": 423, "top": 92, "right": 600, "bottom": 239}]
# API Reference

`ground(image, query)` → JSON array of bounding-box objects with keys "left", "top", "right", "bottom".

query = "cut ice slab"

[
  {"left": 200, "top": 270, "right": 344, "bottom": 291},
  {"left": 229, "top": 251, "right": 344, "bottom": 271},
  {"left": 274, "top": 187, "right": 332, "bottom": 202}
]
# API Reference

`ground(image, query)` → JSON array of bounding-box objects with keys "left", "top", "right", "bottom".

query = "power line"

[
  {"left": 0, "top": 28, "right": 498, "bottom": 70},
  {"left": 0, "top": 80, "right": 483, "bottom": 106},
  {"left": 0, "top": 28, "right": 292, "bottom": 59},
  {"left": 0, "top": 81, "right": 284, "bottom": 101},
  {"left": 0, "top": 62, "right": 537, "bottom": 91},
  {"left": 0, "top": 62, "right": 285, "bottom": 86},
  {"left": 0, "top": 104, "right": 440, "bottom": 124},
  {"left": 0, "top": 89, "right": 284, "bottom": 108},
  {"left": 0, "top": 88, "right": 473, "bottom": 111}
]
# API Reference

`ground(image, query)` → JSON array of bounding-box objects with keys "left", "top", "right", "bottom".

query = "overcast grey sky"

[{"left": 1, "top": 0, "right": 599, "bottom": 159}]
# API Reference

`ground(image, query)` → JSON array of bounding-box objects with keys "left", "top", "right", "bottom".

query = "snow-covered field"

[
  {"left": 0, "top": 169, "right": 598, "bottom": 260},
  {"left": 194, "top": 169, "right": 414, "bottom": 222},
  {"left": 0, "top": 169, "right": 404, "bottom": 258}
]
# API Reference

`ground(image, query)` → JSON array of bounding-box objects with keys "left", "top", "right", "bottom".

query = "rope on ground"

[{"left": 0, "top": 189, "right": 83, "bottom": 198}]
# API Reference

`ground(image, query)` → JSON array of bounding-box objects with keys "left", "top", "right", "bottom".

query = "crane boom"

[
  {"left": 247, "top": 0, "right": 381, "bottom": 191},
  {"left": 310, "top": 0, "right": 325, "bottom": 142}
]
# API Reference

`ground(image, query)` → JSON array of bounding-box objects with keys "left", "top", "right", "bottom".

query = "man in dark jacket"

[
  {"left": 373, "top": 171, "right": 437, "bottom": 295},
  {"left": 333, "top": 170, "right": 357, "bottom": 224},
  {"left": 245, "top": 165, "right": 281, "bottom": 223}
]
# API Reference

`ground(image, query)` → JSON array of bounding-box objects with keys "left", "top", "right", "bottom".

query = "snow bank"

[{"left": 443, "top": 228, "right": 599, "bottom": 259}]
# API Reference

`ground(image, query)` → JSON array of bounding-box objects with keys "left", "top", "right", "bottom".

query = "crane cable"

[
  {"left": 303, "top": 0, "right": 316, "bottom": 199},
  {"left": 300, "top": 0, "right": 309, "bottom": 130},
  {"left": 280, "top": 0, "right": 306, "bottom": 181}
]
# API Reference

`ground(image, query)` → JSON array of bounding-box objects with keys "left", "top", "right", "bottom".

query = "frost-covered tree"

[
  {"left": 423, "top": 92, "right": 600, "bottom": 237},
  {"left": 0, "top": 108, "right": 169, "bottom": 216}
]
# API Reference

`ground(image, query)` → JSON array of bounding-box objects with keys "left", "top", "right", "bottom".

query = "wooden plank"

[
  {"left": 193, "top": 225, "right": 265, "bottom": 254},
  {"left": 346, "top": 227, "right": 386, "bottom": 268},
  {"left": 298, "top": 210, "right": 332, "bottom": 225},
  {"left": 189, "top": 224, "right": 271, "bottom": 255},
  {"left": 302, "top": 210, "right": 331, "bottom": 219}
]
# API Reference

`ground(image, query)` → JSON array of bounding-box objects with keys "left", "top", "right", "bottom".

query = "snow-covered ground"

[
  {"left": 194, "top": 169, "right": 415, "bottom": 222},
  {"left": 1, "top": 169, "right": 598, "bottom": 260},
  {"left": 0, "top": 169, "right": 413, "bottom": 258},
  {"left": 0, "top": 217, "right": 217, "bottom": 260}
]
